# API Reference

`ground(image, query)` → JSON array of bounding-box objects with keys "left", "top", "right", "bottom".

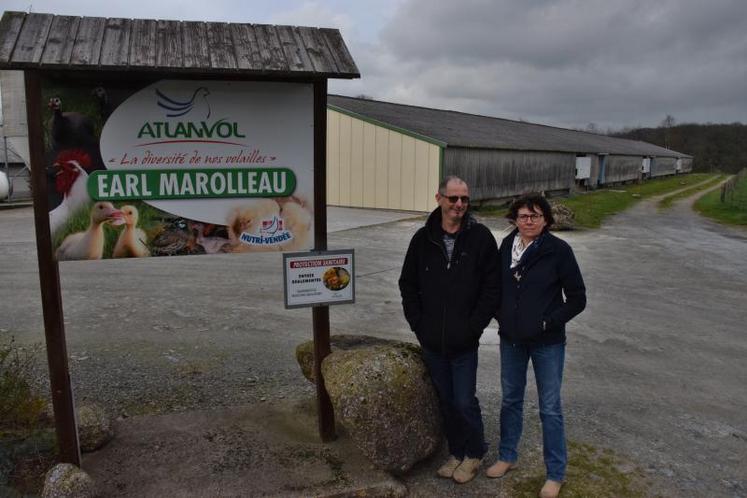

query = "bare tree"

[
  {"left": 660, "top": 114, "right": 676, "bottom": 148},
  {"left": 660, "top": 114, "right": 676, "bottom": 128}
]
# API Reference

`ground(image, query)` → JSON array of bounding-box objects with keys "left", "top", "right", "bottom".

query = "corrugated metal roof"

[
  {"left": 328, "top": 95, "right": 690, "bottom": 158},
  {"left": 0, "top": 11, "right": 359, "bottom": 79}
]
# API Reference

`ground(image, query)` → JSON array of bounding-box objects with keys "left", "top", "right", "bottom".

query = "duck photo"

[
  {"left": 113, "top": 205, "right": 150, "bottom": 258},
  {"left": 55, "top": 202, "right": 123, "bottom": 261}
]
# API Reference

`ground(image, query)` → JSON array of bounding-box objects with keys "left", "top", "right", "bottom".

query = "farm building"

[{"left": 327, "top": 95, "right": 692, "bottom": 212}]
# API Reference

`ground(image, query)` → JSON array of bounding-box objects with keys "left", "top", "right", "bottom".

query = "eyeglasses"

[
  {"left": 517, "top": 213, "right": 543, "bottom": 223},
  {"left": 442, "top": 195, "right": 470, "bottom": 204}
]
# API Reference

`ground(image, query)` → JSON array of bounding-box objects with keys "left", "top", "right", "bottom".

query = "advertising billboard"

[{"left": 43, "top": 79, "right": 314, "bottom": 261}]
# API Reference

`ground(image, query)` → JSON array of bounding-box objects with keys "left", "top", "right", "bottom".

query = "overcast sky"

[{"left": 3, "top": 0, "right": 746, "bottom": 131}]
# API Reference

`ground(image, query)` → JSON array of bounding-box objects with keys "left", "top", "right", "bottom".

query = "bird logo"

[
  {"left": 260, "top": 216, "right": 284, "bottom": 235},
  {"left": 155, "top": 87, "right": 211, "bottom": 119}
]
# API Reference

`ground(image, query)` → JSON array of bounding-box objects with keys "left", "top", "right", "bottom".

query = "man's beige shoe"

[
  {"left": 485, "top": 460, "right": 518, "bottom": 478},
  {"left": 539, "top": 479, "right": 562, "bottom": 498},
  {"left": 436, "top": 455, "right": 462, "bottom": 478},
  {"left": 452, "top": 457, "right": 481, "bottom": 484}
]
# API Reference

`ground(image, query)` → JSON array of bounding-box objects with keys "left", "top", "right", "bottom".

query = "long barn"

[{"left": 327, "top": 95, "right": 692, "bottom": 212}]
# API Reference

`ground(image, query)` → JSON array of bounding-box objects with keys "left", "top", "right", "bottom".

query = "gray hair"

[{"left": 438, "top": 175, "right": 467, "bottom": 194}]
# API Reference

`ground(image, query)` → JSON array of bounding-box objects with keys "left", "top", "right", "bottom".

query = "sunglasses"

[{"left": 442, "top": 195, "right": 470, "bottom": 204}]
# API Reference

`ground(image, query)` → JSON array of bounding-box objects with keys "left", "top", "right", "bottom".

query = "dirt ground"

[{"left": 0, "top": 186, "right": 745, "bottom": 497}]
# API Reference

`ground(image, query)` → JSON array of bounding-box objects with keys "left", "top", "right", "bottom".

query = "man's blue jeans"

[
  {"left": 499, "top": 341, "right": 566, "bottom": 481},
  {"left": 422, "top": 347, "right": 486, "bottom": 460}
]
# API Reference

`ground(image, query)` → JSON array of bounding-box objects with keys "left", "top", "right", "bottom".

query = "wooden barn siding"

[
  {"left": 443, "top": 148, "right": 575, "bottom": 201},
  {"left": 651, "top": 157, "right": 677, "bottom": 177},
  {"left": 589, "top": 155, "right": 601, "bottom": 186},
  {"left": 326, "top": 109, "right": 439, "bottom": 211},
  {"left": 680, "top": 158, "right": 693, "bottom": 173},
  {"left": 602, "top": 155, "right": 642, "bottom": 184}
]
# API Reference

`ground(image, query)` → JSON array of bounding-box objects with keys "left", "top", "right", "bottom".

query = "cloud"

[{"left": 342, "top": 0, "right": 747, "bottom": 129}]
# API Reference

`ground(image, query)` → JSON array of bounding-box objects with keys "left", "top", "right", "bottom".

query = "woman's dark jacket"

[
  {"left": 399, "top": 208, "right": 500, "bottom": 355},
  {"left": 497, "top": 228, "right": 586, "bottom": 345}
]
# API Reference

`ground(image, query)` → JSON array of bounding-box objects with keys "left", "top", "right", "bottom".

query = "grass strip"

[
  {"left": 657, "top": 175, "right": 725, "bottom": 209},
  {"left": 505, "top": 440, "right": 650, "bottom": 498},
  {"left": 554, "top": 173, "right": 717, "bottom": 228},
  {"left": 694, "top": 175, "right": 747, "bottom": 226}
]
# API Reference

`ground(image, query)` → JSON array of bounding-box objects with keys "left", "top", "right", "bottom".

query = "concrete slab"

[{"left": 327, "top": 206, "right": 423, "bottom": 233}]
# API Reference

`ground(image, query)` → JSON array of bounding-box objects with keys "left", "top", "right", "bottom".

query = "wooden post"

[
  {"left": 24, "top": 71, "right": 81, "bottom": 466},
  {"left": 312, "top": 79, "right": 336, "bottom": 442}
]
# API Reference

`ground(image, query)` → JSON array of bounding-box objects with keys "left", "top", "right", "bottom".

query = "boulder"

[
  {"left": 551, "top": 202, "right": 576, "bottom": 230},
  {"left": 295, "top": 334, "right": 396, "bottom": 383},
  {"left": 41, "top": 463, "right": 97, "bottom": 498},
  {"left": 313, "top": 336, "right": 442, "bottom": 474},
  {"left": 77, "top": 404, "right": 113, "bottom": 452}
]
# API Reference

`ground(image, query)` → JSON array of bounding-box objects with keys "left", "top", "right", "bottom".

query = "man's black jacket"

[
  {"left": 399, "top": 208, "right": 500, "bottom": 355},
  {"left": 496, "top": 228, "right": 586, "bottom": 345}
]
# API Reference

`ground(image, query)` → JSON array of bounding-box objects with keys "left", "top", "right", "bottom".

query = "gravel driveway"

[{"left": 1, "top": 191, "right": 745, "bottom": 497}]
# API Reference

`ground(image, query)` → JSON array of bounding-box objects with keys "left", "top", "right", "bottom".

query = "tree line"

[{"left": 610, "top": 118, "right": 747, "bottom": 174}]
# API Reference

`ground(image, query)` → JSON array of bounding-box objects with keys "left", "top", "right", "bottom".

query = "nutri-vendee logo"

[
  {"left": 136, "top": 86, "right": 247, "bottom": 145},
  {"left": 240, "top": 216, "right": 293, "bottom": 246}
]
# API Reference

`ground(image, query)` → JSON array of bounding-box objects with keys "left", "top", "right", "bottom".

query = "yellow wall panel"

[
  {"left": 400, "top": 137, "right": 416, "bottom": 211},
  {"left": 326, "top": 110, "right": 340, "bottom": 205},
  {"left": 388, "top": 133, "right": 402, "bottom": 210},
  {"left": 414, "top": 140, "right": 430, "bottom": 210},
  {"left": 326, "top": 109, "right": 441, "bottom": 211},
  {"left": 350, "top": 118, "right": 364, "bottom": 207},
  {"left": 338, "top": 114, "right": 352, "bottom": 206},
  {"left": 374, "top": 126, "right": 389, "bottom": 208},
  {"left": 362, "top": 122, "right": 377, "bottom": 207}
]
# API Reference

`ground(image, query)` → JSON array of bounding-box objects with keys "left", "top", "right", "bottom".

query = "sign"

[
  {"left": 43, "top": 79, "right": 314, "bottom": 260},
  {"left": 283, "top": 250, "right": 355, "bottom": 308}
]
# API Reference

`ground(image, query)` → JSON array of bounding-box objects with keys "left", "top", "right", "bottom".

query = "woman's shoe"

[
  {"left": 485, "top": 460, "right": 517, "bottom": 478},
  {"left": 539, "top": 479, "right": 562, "bottom": 498}
]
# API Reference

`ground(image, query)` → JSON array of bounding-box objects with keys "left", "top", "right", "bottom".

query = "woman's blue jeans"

[
  {"left": 499, "top": 341, "right": 566, "bottom": 481},
  {"left": 422, "top": 347, "right": 486, "bottom": 460}
]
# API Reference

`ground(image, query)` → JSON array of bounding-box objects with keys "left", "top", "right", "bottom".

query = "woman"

[{"left": 486, "top": 193, "right": 586, "bottom": 498}]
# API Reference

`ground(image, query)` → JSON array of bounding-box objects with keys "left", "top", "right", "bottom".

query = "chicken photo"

[
  {"left": 278, "top": 200, "right": 313, "bottom": 251},
  {"left": 113, "top": 205, "right": 150, "bottom": 258},
  {"left": 55, "top": 202, "right": 123, "bottom": 261},
  {"left": 225, "top": 199, "right": 281, "bottom": 253},
  {"left": 189, "top": 221, "right": 232, "bottom": 254},
  {"left": 49, "top": 149, "right": 93, "bottom": 238}
]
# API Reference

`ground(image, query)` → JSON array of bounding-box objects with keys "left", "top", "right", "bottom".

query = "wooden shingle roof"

[
  {"left": 329, "top": 95, "right": 690, "bottom": 158},
  {"left": 0, "top": 11, "right": 359, "bottom": 78}
]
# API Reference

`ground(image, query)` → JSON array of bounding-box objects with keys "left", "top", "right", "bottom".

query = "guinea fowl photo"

[
  {"left": 49, "top": 149, "right": 93, "bottom": 238},
  {"left": 113, "top": 205, "right": 150, "bottom": 258},
  {"left": 150, "top": 218, "right": 204, "bottom": 256},
  {"left": 46, "top": 95, "right": 105, "bottom": 208},
  {"left": 47, "top": 96, "right": 99, "bottom": 152},
  {"left": 56, "top": 202, "right": 123, "bottom": 261}
]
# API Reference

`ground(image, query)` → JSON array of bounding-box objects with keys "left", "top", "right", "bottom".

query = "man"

[{"left": 399, "top": 176, "right": 500, "bottom": 484}]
